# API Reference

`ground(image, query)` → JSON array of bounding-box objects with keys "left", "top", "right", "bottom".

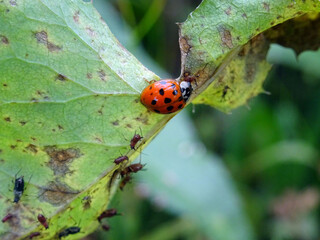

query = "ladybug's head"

[{"left": 179, "top": 81, "right": 192, "bottom": 102}]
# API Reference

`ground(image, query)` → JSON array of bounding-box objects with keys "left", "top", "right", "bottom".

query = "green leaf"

[
  {"left": 0, "top": 0, "right": 168, "bottom": 239},
  {"left": 178, "top": 0, "right": 320, "bottom": 112},
  {"left": 193, "top": 35, "right": 271, "bottom": 112}
]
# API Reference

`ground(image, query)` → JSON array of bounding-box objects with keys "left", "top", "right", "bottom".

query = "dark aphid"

[
  {"left": 37, "top": 214, "right": 49, "bottom": 229},
  {"left": 222, "top": 85, "right": 231, "bottom": 99},
  {"left": 126, "top": 163, "right": 145, "bottom": 173},
  {"left": 130, "top": 133, "right": 143, "bottom": 150},
  {"left": 114, "top": 155, "right": 128, "bottom": 165},
  {"left": 120, "top": 163, "right": 145, "bottom": 177},
  {"left": 2, "top": 213, "right": 13, "bottom": 223},
  {"left": 97, "top": 208, "right": 119, "bottom": 222},
  {"left": 29, "top": 232, "right": 40, "bottom": 239},
  {"left": 130, "top": 128, "right": 143, "bottom": 150},
  {"left": 102, "top": 224, "right": 110, "bottom": 231},
  {"left": 58, "top": 226, "right": 80, "bottom": 239},
  {"left": 13, "top": 175, "right": 25, "bottom": 203},
  {"left": 119, "top": 175, "right": 132, "bottom": 191}
]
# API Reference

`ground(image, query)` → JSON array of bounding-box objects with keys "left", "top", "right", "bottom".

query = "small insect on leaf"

[
  {"left": 140, "top": 79, "right": 192, "bottom": 114},
  {"left": 29, "top": 232, "right": 40, "bottom": 239},
  {"left": 113, "top": 155, "right": 129, "bottom": 165},
  {"left": 13, "top": 175, "right": 25, "bottom": 203},
  {"left": 97, "top": 208, "right": 120, "bottom": 222},
  {"left": 37, "top": 214, "right": 49, "bottom": 229},
  {"left": 58, "top": 226, "right": 80, "bottom": 239},
  {"left": 2, "top": 213, "right": 14, "bottom": 223}
]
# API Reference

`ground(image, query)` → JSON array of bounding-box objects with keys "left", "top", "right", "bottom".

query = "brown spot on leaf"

[
  {"left": 31, "top": 137, "right": 37, "bottom": 141},
  {"left": 245, "top": 63, "right": 256, "bottom": 83},
  {"left": 98, "top": 70, "right": 106, "bottom": 81},
  {"left": 225, "top": 6, "right": 231, "bottom": 15},
  {"left": 86, "top": 27, "right": 95, "bottom": 37},
  {"left": 19, "top": 121, "right": 27, "bottom": 126},
  {"left": 86, "top": 73, "right": 92, "bottom": 79},
  {"left": 38, "top": 181, "right": 79, "bottom": 206},
  {"left": 36, "top": 90, "right": 45, "bottom": 96},
  {"left": 3, "top": 83, "right": 8, "bottom": 87},
  {"left": 35, "top": 31, "right": 48, "bottom": 44},
  {"left": 242, "top": 13, "right": 247, "bottom": 19},
  {"left": 47, "top": 42, "right": 62, "bottom": 52},
  {"left": 263, "top": 2, "right": 270, "bottom": 12},
  {"left": 25, "top": 144, "right": 38, "bottom": 153},
  {"left": 58, "top": 125, "right": 64, "bottom": 130},
  {"left": 126, "top": 124, "right": 132, "bottom": 128},
  {"left": 82, "top": 196, "right": 92, "bottom": 210},
  {"left": 73, "top": 11, "right": 79, "bottom": 23},
  {"left": 135, "top": 115, "right": 149, "bottom": 125},
  {"left": 45, "top": 146, "right": 81, "bottom": 176},
  {"left": 56, "top": 74, "right": 67, "bottom": 81},
  {"left": 0, "top": 35, "right": 9, "bottom": 44},
  {"left": 34, "top": 31, "right": 62, "bottom": 52},
  {"left": 179, "top": 37, "right": 191, "bottom": 53},
  {"left": 112, "top": 120, "right": 119, "bottom": 126},
  {"left": 10, "top": 145, "right": 16, "bottom": 149},
  {"left": 219, "top": 27, "right": 233, "bottom": 49},
  {"left": 4, "top": 117, "right": 11, "bottom": 122},
  {"left": 98, "top": 105, "right": 104, "bottom": 115}
]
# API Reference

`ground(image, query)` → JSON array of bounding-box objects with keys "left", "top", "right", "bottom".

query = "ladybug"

[{"left": 140, "top": 79, "right": 192, "bottom": 114}]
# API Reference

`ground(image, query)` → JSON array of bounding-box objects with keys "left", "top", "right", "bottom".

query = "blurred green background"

[{"left": 85, "top": 1, "right": 320, "bottom": 240}]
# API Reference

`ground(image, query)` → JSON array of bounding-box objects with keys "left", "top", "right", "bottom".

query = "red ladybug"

[{"left": 140, "top": 79, "right": 192, "bottom": 114}]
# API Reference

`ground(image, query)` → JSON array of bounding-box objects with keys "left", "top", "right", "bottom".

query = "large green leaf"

[
  {"left": 179, "top": 0, "right": 320, "bottom": 112},
  {"left": 0, "top": 0, "right": 168, "bottom": 239}
]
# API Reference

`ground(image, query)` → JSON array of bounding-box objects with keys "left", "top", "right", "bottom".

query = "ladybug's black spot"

[
  {"left": 154, "top": 109, "right": 160, "bottom": 113},
  {"left": 178, "top": 96, "right": 183, "bottom": 101},
  {"left": 159, "top": 89, "right": 164, "bottom": 95},
  {"left": 167, "top": 106, "right": 174, "bottom": 111},
  {"left": 164, "top": 98, "right": 171, "bottom": 104},
  {"left": 151, "top": 100, "right": 157, "bottom": 105},
  {"left": 171, "top": 84, "right": 176, "bottom": 88},
  {"left": 149, "top": 86, "right": 152, "bottom": 90},
  {"left": 178, "top": 104, "right": 183, "bottom": 109},
  {"left": 172, "top": 90, "right": 178, "bottom": 95},
  {"left": 160, "top": 81, "right": 167, "bottom": 85}
]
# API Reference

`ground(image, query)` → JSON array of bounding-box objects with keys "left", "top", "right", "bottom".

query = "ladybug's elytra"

[{"left": 140, "top": 79, "right": 192, "bottom": 114}]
